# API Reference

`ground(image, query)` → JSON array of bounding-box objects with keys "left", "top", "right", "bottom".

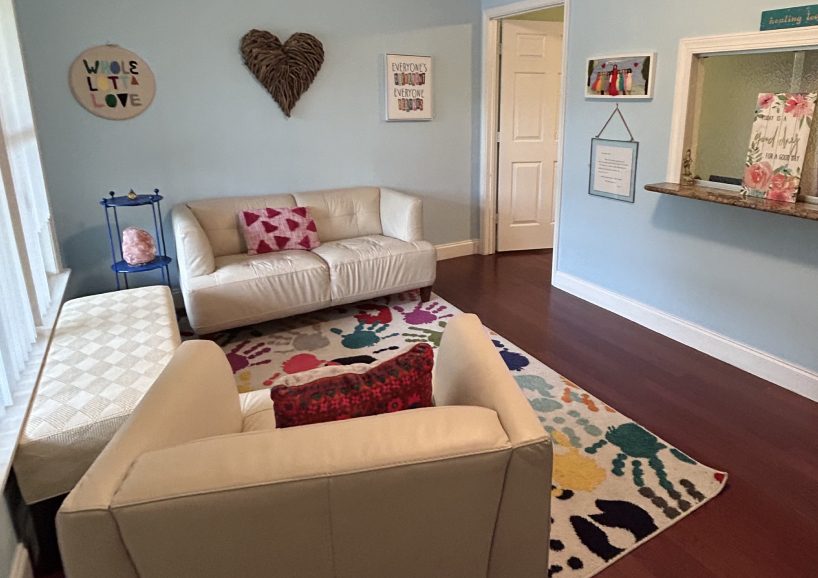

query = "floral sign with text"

[{"left": 743, "top": 92, "right": 817, "bottom": 203}]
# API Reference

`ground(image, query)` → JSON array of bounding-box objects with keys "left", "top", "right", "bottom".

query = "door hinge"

[
  {"left": 496, "top": 131, "right": 501, "bottom": 143},
  {"left": 498, "top": 43, "right": 503, "bottom": 56}
]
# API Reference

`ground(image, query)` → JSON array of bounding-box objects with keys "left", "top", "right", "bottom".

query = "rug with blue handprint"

[{"left": 202, "top": 290, "right": 727, "bottom": 577}]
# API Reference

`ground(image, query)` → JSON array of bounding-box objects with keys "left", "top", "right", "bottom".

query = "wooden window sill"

[
  {"left": 0, "top": 270, "right": 70, "bottom": 485},
  {"left": 645, "top": 182, "right": 818, "bottom": 222}
]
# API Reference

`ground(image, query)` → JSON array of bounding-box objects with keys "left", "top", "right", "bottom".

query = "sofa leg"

[{"left": 420, "top": 286, "right": 433, "bottom": 302}]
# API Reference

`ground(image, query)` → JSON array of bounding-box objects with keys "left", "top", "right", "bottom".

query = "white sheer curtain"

[{"left": 0, "top": 0, "right": 60, "bottom": 415}]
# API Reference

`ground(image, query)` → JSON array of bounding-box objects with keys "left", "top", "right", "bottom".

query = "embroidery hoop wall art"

[
  {"left": 69, "top": 45, "right": 156, "bottom": 120},
  {"left": 385, "top": 54, "right": 433, "bottom": 121}
]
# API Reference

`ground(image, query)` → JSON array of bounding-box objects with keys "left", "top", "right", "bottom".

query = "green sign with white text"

[{"left": 760, "top": 5, "right": 818, "bottom": 30}]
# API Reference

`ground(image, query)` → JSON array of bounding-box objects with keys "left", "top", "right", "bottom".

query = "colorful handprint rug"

[{"left": 200, "top": 290, "right": 727, "bottom": 577}]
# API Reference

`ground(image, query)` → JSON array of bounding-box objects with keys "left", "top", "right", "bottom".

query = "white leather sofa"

[
  {"left": 57, "top": 314, "right": 553, "bottom": 578},
  {"left": 173, "top": 187, "right": 436, "bottom": 334}
]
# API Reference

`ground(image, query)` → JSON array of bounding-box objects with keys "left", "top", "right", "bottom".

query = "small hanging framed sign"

[{"left": 589, "top": 105, "right": 639, "bottom": 202}]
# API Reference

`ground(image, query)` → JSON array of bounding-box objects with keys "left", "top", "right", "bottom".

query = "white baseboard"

[
  {"left": 10, "top": 545, "right": 33, "bottom": 578},
  {"left": 552, "top": 271, "right": 818, "bottom": 403},
  {"left": 435, "top": 240, "right": 478, "bottom": 261}
]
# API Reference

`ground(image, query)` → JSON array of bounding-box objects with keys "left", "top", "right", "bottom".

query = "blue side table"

[{"left": 101, "top": 189, "right": 172, "bottom": 290}]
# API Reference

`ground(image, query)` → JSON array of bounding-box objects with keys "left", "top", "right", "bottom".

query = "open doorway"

[{"left": 481, "top": 2, "right": 567, "bottom": 255}]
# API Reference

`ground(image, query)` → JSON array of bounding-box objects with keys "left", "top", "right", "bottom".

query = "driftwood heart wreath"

[{"left": 240, "top": 29, "right": 324, "bottom": 117}]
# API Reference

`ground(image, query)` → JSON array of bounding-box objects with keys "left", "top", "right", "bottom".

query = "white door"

[{"left": 496, "top": 20, "right": 563, "bottom": 252}]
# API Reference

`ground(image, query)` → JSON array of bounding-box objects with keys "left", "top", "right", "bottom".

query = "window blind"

[{"left": 0, "top": 0, "right": 60, "bottom": 414}]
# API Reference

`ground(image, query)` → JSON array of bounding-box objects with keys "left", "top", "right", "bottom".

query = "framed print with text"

[{"left": 385, "top": 54, "right": 432, "bottom": 121}]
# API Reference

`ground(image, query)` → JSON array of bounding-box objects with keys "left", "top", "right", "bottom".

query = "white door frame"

[{"left": 479, "top": 0, "right": 569, "bottom": 277}]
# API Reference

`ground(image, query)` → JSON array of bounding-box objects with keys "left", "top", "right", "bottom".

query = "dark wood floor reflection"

[{"left": 435, "top": 250, "right": 818, "bottom": 578}]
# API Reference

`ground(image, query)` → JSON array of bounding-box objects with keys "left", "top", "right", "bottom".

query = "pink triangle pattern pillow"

[{"left": 239, "top": 207, "right": 321, "bottom": 255}]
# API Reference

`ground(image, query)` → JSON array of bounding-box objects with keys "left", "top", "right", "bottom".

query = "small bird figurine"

[{"left": 127, "top": 189, "right": 137, "bottom": 200}]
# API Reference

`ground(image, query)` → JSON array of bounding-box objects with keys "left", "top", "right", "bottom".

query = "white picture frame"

[
  {"left": 585, "top": 53, "right": 655, "bottom": 100},
  {"left": 385, "top": 54, "right": 432, "bottom": 121}
]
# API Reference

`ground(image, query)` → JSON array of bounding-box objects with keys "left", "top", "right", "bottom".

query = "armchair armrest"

[
  {"left": 379, "top": 187, "right": 423, "bottom": 242},
  {"left": 113, "top": 405, "right": 508, "bottom": 503},
  {"left": 61, "top": 340, "right": 241, "bottom": 511},
  {"left": 57, "top": 340, "right": 242, "bottom": 578},
  {"left": 433, "top": 314, "right": 552, "bottom": 576},
  {"left": 173, "top": 203, "right": 216, "bottom": 279},
  {"left": 433, "top": 314, "right": 547, "bottom": 447}
]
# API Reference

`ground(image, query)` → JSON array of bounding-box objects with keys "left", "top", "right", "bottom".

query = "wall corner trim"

[
  {"left": 10, "top": 545, "right": 33, "bottom": 578},
  {"left": 435, "top": 240, "right": 478, "bottom": 261},
  {"left": 552, "top": 270, "right": 818, "bottom": 404}
]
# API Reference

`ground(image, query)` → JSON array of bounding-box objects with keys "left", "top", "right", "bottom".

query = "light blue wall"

[
  {"left": 482, "top": 0, "right": 520, "bottom": 10},
  {"left": 15, "top": 0, "right": 481, "bottom": 297},
  {"left": 529, "top": 0, "right": 818, "bottom": 373},
  {"left": 481, "top": 0, "right": 818, "bottom": 373},
  {"left": 18, "top": 0, "right": 818, "bottom": 374}
]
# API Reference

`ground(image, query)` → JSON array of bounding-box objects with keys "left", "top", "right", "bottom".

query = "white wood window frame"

[
  {"left": 0, "top": 0, "right": 68, "bottom": 485},
  {"left": 667, "top": 28, "right": 818, "bottom": 184}
]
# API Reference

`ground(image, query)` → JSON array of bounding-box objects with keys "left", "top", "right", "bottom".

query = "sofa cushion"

[
  {"left": 270, "top": 344, "right": 434, "bottom": 428},
  {"left": 239, "top": 364, "right": 372, "bottom": 432},
  {"left": 312, "top": 235, "right": 436, "bottom": 303},
  {"left": 239, "top": 390, "right": 276, "bottom": 432},
  {"left": 292, "top": 187, "right": 382, "bottom": 243},
  {"left": 186, "top": 194, "right": 296, "bottom": 257},
  {"left": 239, "top": 206, "right": 321, "bottom": 254},
  {"left": 185, "top": 251, "right": 331, "bottom": 334}
]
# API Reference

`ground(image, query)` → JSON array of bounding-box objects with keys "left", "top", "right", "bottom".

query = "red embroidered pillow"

[
  {"left": 239, "top": 207, "right": 320, "bottom": 255},
  {"left": 270, "top": 343, "right": 434, "bottom": 428}
]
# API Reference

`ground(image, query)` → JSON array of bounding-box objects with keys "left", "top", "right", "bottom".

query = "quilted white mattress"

[{"left": 14, "top": 286, "right": 180, "bottom": 504}]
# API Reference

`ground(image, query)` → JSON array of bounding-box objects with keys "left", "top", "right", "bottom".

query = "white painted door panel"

[{"left": 497, "top": 20, "right": 562, "bottom": 252}]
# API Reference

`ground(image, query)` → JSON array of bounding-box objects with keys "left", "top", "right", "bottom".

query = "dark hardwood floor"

[
  {"left": 34, "top": 250, "right": 818, "bottom": 578},
  {"left": 434, "top": 250, "right": 818, "bottom": 578}
]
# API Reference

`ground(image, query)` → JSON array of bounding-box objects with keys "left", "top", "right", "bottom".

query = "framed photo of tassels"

[{"left": 585, "top": 54, "right": 655, "bottom": 100}]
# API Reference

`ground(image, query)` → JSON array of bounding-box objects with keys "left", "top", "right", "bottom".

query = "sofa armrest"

[
  {"left": 433, "top": 314, "right": 548, "bottom": 447},
  {"left": 379, "top": 187, "right": 423, "bottom": 242},
  {"left": 57, "top": 340, "right": 242, "bottom": 578},
  {"left": 173, "top": 203, "right": 216, "bottom": 279}
]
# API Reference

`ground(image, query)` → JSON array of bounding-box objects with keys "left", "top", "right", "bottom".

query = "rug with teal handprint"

[{"left": 195, "top": 290, "right": 727, "bottom": 578}]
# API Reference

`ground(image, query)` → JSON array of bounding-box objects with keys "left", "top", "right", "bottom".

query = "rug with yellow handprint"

[{"left": 189, "top": 290, "right": 727, "bottom": 578}]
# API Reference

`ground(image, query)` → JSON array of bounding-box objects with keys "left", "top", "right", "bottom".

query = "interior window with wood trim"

[{"left": 689, "top": 49, "right": 818, "bottom": 202}]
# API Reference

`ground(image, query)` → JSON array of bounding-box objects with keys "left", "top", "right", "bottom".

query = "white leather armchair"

[
  {"left": 57, "top": 314, "right": 552, "bottom": 578},
  {"left": 173, "top": 187, "right": 437, "bottom": 334}
]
